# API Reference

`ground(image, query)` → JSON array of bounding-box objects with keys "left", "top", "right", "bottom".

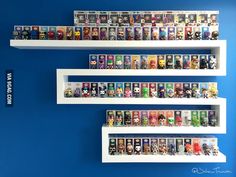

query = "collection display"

[
  {"left": 64, "top": 82, "right": 218, "bottom": 98},
  {"left": 106, "top": 110, "right": 217, "bottom": 127},
  {"left": 12, "top": 25, "right": 219, "bottom": 41},
  {"left": 108, "top": 136, "right": 219, "bottom": 156},
  {"left": 89, "top": 54, "right": 217, "bottom": 69}
]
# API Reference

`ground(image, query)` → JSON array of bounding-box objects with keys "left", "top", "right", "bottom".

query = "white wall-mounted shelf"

[
  {"left": 102, "top": 126, "right": 226, "bottom": 163},
  {"left": 102, "top": 153, "right": 226, "bottom": 163}
]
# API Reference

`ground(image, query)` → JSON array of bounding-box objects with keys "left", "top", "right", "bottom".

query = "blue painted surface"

[{"left": 0, "top": 0, "right": 235, "bottom": 176}]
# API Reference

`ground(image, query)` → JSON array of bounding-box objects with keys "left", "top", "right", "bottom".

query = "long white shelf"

[
  {"left": 10, "top": 40, "right": 226, "bottom": 50},
  {"left": 57, "top": 69, "right": 225, "bottom": 76},
  {"left": 102, "top": 153, "right": 226, "bottom": 163},
  {"left": 102, "top": 125, "right": 226, "bottom": 134}
]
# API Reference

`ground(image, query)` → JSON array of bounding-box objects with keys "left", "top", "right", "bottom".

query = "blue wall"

[{"left": 0, "top": 0, "right": 236, "bottom": 177}]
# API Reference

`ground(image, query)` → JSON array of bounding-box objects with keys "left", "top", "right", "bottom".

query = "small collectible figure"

[
  {"left": 87, "top": 12, "right": 97, "bottom": 26},
  {"left": 176, "top": 138, "right": 184, "bottom": 155},
  {"left": 149, "top": 110, "right": 157, "bottom": 126},
  {"left": 134, "top": 27, "right": 142, "bottom": 40},
  {"left": 174, "top": 55, "right": 182, "bottom": 69},
  {"left": 208, "top": 83, "right": 218, "bottom": 98},
  {"left": 185, "top": 27, "right": 193, "bottom": 40},
  {"left": 109, "top": 139, "right": 116, "bottom": 155},
  {"left": 183, "top": 83, "right": 192, "bottom": 98},
  {"left": 182, "top": 110, "right": 191, "bottom": 126},
  {"left": 131, "top": 55, "right": 140, "bottom": 69},
  {"left": 200, "top": 111, "right": 208, "bottom": 127},
  {"left": 148, "top": 55, "right": 157, "bottom": 69},
  {"left": 107, "top": 83, "right": 115, "bottom": 97},
  {"left": 212, "top": 145, "right": 219, "bottom": 156},
  {"left": 158, "top": 83, "right": 165, "bottom": 98},
  {"left": 176, "top": 27, "right": 184, "bottom": 40},
  {"left": 191, "top": 55, "right": 199, "bottom": 69},
  {"left": 115, "top": 55, "right": 123, "bottom": 69},
  {"left": 48, "top": 27, "right": 56, "bottom": 40},
  {"left": 132, "top": 111, "right": 141, "bottom": 126},
  {"left": 126, "top": 27, "right": 134, "bottom": 40},
  {"left": 174, "top": 83, "right": 183, "bottom": 98},
  {"left": 82, "top": 83, "right": 90, "bottom": 97},
  {"left": 141, "top": 111, "right": 149, "bottom": 126},
  {"left": 167, "top": 139, "right": 176, "bottom": 155},
  {"left": 98, "top": 82, "right": 107, "bottom": 98},
  {"left": 166, "top": 55, "right": 174, "bottom": 69},
  {"left": 202, "top": 143, "right": 211, "bottom": 155},
  {"left": 168, "top": 27, "right": 175, "bottom": 40},
  {"left": 22, "top": 26, "right": 31, "bottom": 40},
  {"left": 90, "top": 83, "right": 98, "bottom": 97},
  {"left": 200, "top": 83, "right": 209, "bottom": 98},
  {"left": 124, "top": 83, "right": 132, "bottom": 98},
  {"left": 98, "top": 55, "right": 106, "bottom": 69},
  {"left": 109, "top": 27, "right": 116, "bottom": 40},
  {"left": 91, "top": 27, "right": 99, "bottom": 40},
  {"left": 211, "top": 30, "right": 219, "bottom": 40},
  {"left": 126, "top": 139, "right": 133, "bottom": 155},
  {"left": 99, "top": 12, "right": 108, "bottom": 24},
  {"left": 12, "top": 26, "right": 22, "bottom": 39},
  {"left": 89, "top": 54, "right": 98, "bottom": 69},
  {"left": 118, "top": 138, "right": 125, "bottom": 155},
  {"left": 57, "top": 27, "right": 65, "bottom": 40},
  {"left": 166, "top": 83, "right": 175, "bottom": 98},
  {"left": 175, "top": 111, "right": 182, "bottom": 126},
  {"left": 159, "top": 27, "right": 167, "bottom": 40},
  {"left": 191, "top": 111, "right": 200, "bottom": 127},
  {"left": 191, "top": 83, "right": 200, "bottom": 98},
  {"left": 39, "top": 26, "right": 48, "bottom": 40},
  {"left": 100, "top": 27, "right": 108, "bottom": 40},
  {"left": 117, "top": 27, "right": 125, "bottom": 40},
  {"left": 200, "top": 55, "right": 208, "bottom": 69},
  {"left": 66, "top": 26, "right": 74, "bottom": 40},
  {"left": 208, "top": 110, "right": 217, "bottom": 127},
  {"left": 157, "top": 55, "right": 165, "bottom": 69},
  {"left": 106, "top": 55, "right": 114, "bottom": 69},
  {"left": 124, "top": 55, "right": 131, "bottom": 69},
  {"left": 151, "top": 27, "right": 159, "bottom": 40},
  {"left": 124, "top": 111, "right": 132, "bottom": 126},
  {"left": 31, "top": 26, "right": 39, "bottom": 40},
  {"left": 193, "top": 27, "right": 201, "bottom": 40},
  {"left": 140, "top": 55, "right": 148, "bottom": 69},
  {"left": 208, "top": 55, "right": 217, "bottom": 69},
  {"left": 74, "top": 83, "right": 81, "bottom": 97},
  {"left": 202, "top": 27, "right": 210, "bottom": 40},
  {"left": 149, "top": 83, "right": 157, "bottom": 98},
  {"left": 109, "top": 12, "right": 118, "bottom": 26},
  {"left": 132, "top": 83, "right": 140, "bottom": 98},
  {"left": 115, "top": 111, "right": 124, "bottom": 126},
  {"left": 166, "top": 110, "right": 174, "bottom": 126},
  {"left": 64, "top": 83, "right": 73, "bottom": 98},
  {"left": 159, "top": 139, "right": 167, "bottom": 155},
  {"left": 193, "top": 141, "right": 201, "bottom": 155},
  {"left": 115, "top": 83, "right": 123, "bottom": 98},
  {"left": 107, "top": 110, "right": 115, "bottom": 126},
  {"left": 186, "top": 13, "right": 197, "bottom": 26},
  {"left": 74, "top": 27, "right": 82, "bottom": 40},
  {"left": 141, "top": 83, "right": 149, "bottom": 98},
  {"left": 183, "top": 55, "right": 190, "bottom": 69},
  {"left": 143, "top": 27, "right": 151, "bottom": 40},
  {"left": 151, "top": 139, "right": 158, "bottom": 155},
  {"left": 158, "top": 111, "right": 166, "bottom": 126},
  {"left": 134, "top": 139, "right": 142, "bottom": 155},
  {"left": 143, "top": 139, "right": 150, "bottom": 155},
  {"left": 83, "top": 27, "right": 91, "bottom": 40},
  {"left": 185, "top": 143, "right": 193, "bottom": 155}
]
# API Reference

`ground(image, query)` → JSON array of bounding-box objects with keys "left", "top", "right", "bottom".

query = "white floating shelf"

[
  {"left": 102, "top": 125, "right": 226, "bottom": 134},
  {"left": 102, "top": 153, "right": 226, "bottom": 163},
  {"left": 57, "top": 69, "right": 225, "bottom": 76},
  {"left": 10, "top": 40, "right": 226, "bottom": 50}
]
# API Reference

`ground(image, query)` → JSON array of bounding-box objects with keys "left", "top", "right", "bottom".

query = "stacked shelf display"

[{"left": 11, "top": 39, "right": 227, "bottom": 163}]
